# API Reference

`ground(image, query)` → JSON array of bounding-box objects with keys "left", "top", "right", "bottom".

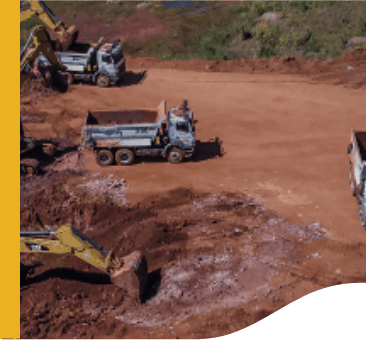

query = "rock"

[{"left": 261, "top": 12, "right": 278, "bottom": 22}]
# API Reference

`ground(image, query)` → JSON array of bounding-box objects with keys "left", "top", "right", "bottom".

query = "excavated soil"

[{"left": 20, "top": 48, "right": 366, "bottom": 339}]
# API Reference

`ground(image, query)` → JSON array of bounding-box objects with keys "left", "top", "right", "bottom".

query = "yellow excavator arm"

[
  {"left": 20, "top": 0, "right": 78, "bottom": 51},
  {"left": 20, "top": 25, "right": 65, "bottom": 87},
  {"left": 21, "top": 225, "right": 148, "bottom": 302}
]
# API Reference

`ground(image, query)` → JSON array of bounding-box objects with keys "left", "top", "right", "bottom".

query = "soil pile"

[{"left": 21, "top": 175, "right": 365, "bottom": 339}]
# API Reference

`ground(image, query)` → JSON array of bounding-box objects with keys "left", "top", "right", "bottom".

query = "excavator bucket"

[
  {"left": 110, "top": 251, "right": 148, "bottom": 303},
  {"left": 57, "top": 25, "right": 79, "bottom": 51}
]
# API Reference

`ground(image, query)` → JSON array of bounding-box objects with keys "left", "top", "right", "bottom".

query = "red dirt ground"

[
  {"left": 20, "top": 48, "right": 366, "bottom": 338},
  {"left": 60, "top": 9, "right": 171, "bottom": 44}
]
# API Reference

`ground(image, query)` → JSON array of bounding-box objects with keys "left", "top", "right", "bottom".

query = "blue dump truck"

[
  {"left": 81, "top": 100, "right": 197, "bottom": 165},
  {"left": 38, "top": 38, "right": 125, "bottom": 87},
  {"left": 348, "top": 130, "right": 366, "bottom": 227}
]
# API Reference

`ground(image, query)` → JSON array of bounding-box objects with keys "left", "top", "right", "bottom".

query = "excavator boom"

[
  {"left": 21, "top": 225, "right": 148, "bottom": 302},
  {"left": 20, "top": 0, "right": 78, "bottom": 51},
  {"left": 20, "top": 24, "right": 69, "bottom": 92}
]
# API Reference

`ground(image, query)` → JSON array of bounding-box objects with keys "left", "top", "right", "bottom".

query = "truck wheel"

[
  {"left": 168, "top": 147, "right": 184, "bottom": 164},
  {"left": 65, "top": 72, "right": 74, "bottom": 85},
  {"left": 359, "top": 202, "right": 366, "bottom": 227},
  {"left": 96, "top": 149, "right": 114, "bottom": 166},
  {"left": 96, "top": 75, "right": 110, "bottom": 88},
  {"left": 349, "top": 162, "right": 358, "bottom": 196},
  {"left": 115, "top": 149, "right": 134, "bottom": 165}
]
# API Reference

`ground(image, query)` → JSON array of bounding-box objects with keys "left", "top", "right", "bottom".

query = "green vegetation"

[{"left": 20, "top": 1, "right": 366, "bottom": 60}]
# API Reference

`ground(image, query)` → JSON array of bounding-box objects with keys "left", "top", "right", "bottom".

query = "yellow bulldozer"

[{"left": 21, "top": 225, "right": 148, "bottom": 302}]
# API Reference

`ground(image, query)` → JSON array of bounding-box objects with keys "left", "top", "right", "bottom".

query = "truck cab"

[
  {"left": 166, "top": 100, "right": 196, "bottom": 158},
  {"left": 94, "top": 42, "right": 126, "bottom": 86}
]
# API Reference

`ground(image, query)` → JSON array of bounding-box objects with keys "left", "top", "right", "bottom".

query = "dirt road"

[{"left": 21, "top": 53, "right": 366, "bottom": 338}]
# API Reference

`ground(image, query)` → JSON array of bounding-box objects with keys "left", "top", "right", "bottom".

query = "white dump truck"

[
  {"left": 348, "top": 130, "right": 366, "bottom": 227},
  {"left": 81, "top": 100, "right": 197, "bottom": 165},
  {"left": 38, "top": 38, "right": 125, "bottom": 87}
]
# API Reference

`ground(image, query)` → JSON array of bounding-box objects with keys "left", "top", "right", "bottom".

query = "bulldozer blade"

[{"left": 110, "top": 251, "right": 148, "bottom": 303}]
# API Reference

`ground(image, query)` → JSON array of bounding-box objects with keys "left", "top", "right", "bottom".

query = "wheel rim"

[
  {"left": 99, "top": 76, "right": 107, "bottom": 86},
  {"left": 170, "top": 151, "right": 180, "bottom": 162},
  {"left": 120, "top": 153, "right": 129, "bottom": 163},
  {"left": 99, "top": 154, "right": 110, "bottom": 165}
]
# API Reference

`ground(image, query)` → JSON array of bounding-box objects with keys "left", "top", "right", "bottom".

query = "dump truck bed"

[
  {"left": 86, "top": 101, "right": 167, "bottom": 126},
  {"left": 86, "top": 110, "right": 161, "bottom": 125},
  {"left": 81, "top": 101, "right": 167, "bottom": 149},
  {"left": 354, "top": 131, "right": 366, "bottom": 161}
]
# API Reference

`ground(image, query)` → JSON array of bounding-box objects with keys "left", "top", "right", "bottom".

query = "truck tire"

[
  {"left": 349, "top": 162, "right": 358, "bottom": 196},
  {"left": 96, "top": 149, "right": 114, "bottom": 166},
  {"left": 168, "top": 147, "right": 184, "bottom": 164},
  {"left": 359, "top": 206, "right": 366, "bottom": 227},
  {"left": 96, "top": 75, "right": 110, "bottom": 88},
  {"left": 115, "top": 148, "right": 134, "bottom": 165},
  {"left": 65, "top": 72, "right": 74, "bottom": 85}
]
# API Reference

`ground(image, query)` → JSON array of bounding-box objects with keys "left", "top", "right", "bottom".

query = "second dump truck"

[
  {"left": 81, "top": 100, "right": 197, "bottom": 165},
  {"left": 348, "top": 130, "right": 366, "bottom": 227},
  {"left": 38, "top": 38, "right": 126, "bottom": 87}
]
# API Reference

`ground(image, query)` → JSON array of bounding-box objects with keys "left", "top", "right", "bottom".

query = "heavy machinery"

[
  {"left": 20, "top": 25, "right": 66, "bottom": 174},
  {"left": 38, "top": 37, "right": 126, "bottom": 87},
  {"left": 20, "top": 0, "right": 78, "bottom": 51},
  {"left": 348, "top": 130, "right": 366, "bottom": 227},
  {"left": 81, "top": 100, "right": 197, "bottom": 165},
  {"left": 21, "top": 225, "right": 148, "bottom": 302}
]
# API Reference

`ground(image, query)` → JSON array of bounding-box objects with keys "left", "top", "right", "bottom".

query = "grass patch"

[{"left": 20, "top": 1, "right": 366, "bottom": 60}]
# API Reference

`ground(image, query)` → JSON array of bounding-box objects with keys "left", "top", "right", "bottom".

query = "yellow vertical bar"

[{"left": 0, "top": 0, "right": 20, "bottom": 338}]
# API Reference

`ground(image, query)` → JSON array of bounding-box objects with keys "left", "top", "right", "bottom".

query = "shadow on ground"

[
  {"left": 192, "top": 137, "right": 225, "bottom": 162},
  {"left": 21, "top": 267, "right": 112, "bottom": 288},
  {"left": 117, "top": 70, "right": 147, "bottom": 87}
]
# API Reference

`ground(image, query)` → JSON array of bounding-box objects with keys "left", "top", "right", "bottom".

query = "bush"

[
  {"left": 304, "top": 36, "right": 321, "bottom": 53},
  {"left": 229, "top": 4, "right": 250, "bottom": 15},
  {"left": 256, "top": 24, "right": 281, "bottom": 58},
  {"left": 188, "top": 27, "right": 234, "bottom": 60},
  {"left": 251, "top": 1, "right": 273, "bottom": 16},
  {"left": 293, "top": 29, "right": 310, "bottom": 47},
  {"left": 290, "top": 1, "right": 311, "bottom": 13},
  {"left": 273, "top": 2, "right": 284, "bottom": 12},
  {"left": 313, "top": 1, "right": 338, "bottom": 9},
  {"left": 233, "top": 13, "right": 255, "bottom": 40},
  {"left": 358, "top": 16, "right": 366, "bottom": 36}
]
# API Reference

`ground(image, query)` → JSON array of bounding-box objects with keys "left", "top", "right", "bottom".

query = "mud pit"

[{"left": 21, "top": 50, "right": 366, "bottom": 339}]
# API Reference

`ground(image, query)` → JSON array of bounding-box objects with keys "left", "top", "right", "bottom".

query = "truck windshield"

[
  {"left": 102, "top": 55, "right": 113, "bottom": 64},
  {"left": 176, "top": 122, "right": 189, "bottom": 132}
]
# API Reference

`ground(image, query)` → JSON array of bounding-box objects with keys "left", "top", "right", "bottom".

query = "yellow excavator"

[
  {"left": 20, "top": 0, "right": 78, "bottom": 51},
  {"left": 20, "top": 25, "right": 66, "bottom": 174},
  {"left": 21, "top": 225, "right": 148, "bottom": 302},
  {"left": 20, "top": 32, "right": 148, "bottom": 297}
]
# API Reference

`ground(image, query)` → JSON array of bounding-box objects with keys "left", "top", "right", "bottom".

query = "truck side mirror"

[{"left": 193, "top": 120, "right": 198, "bottom": 124}]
